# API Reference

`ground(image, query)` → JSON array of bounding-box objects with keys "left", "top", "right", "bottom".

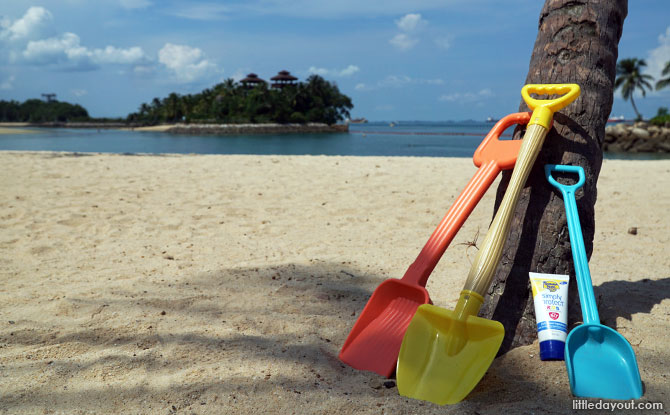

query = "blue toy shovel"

[{"left": 545, "top": 164, "right": 643, "bottom": 400}]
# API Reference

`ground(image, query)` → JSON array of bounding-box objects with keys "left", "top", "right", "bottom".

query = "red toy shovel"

[{"left": 339, "top": 112, "right": 531, "bottom": 377}]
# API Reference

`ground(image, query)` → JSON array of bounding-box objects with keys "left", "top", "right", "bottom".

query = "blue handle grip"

[{"left": 544, "top": 164, "right": 600, "bottom": 325}]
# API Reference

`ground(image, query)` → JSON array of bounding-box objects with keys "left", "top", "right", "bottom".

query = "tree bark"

[{"left": 480, "top": 0, "right": 628, "bottom": 354}]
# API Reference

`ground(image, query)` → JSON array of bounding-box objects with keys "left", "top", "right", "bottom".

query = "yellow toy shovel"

[{"left": 396, "top": 84, "right": 581, "bottom": 405}]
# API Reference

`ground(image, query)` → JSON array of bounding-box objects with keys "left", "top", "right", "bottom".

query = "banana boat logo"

[{"left": 543, "top": 280, "right": 560, "bottom": 292}]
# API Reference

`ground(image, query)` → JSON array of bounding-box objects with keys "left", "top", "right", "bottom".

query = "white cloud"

[
  {"left": 395, "top": 13, "right": 426, "bottom": 32},
  {"left": 339, "top": 65, "right": 360, "bottom": 77},
  {"left": 241, "top": 0, "right": 451, "bottom": 19},
  {"left": 0, "top": 6, "right": 53, "bottom": 42},
  {"left": 308, "top": 67, "right": 328, "bottom": 76},
  {"left": 308, "top": 64, "right": 359, "bottom": 77},
  {"left": 389, "top": 13, "right": 426, "bottom": 51},
  {"left": 646, "top": 26, "right": 670, "bottom": 86},
  {"left": 381, "top": 75, "right": 443, "bottom": 87},
  {"left": 158, "top": 43, "right": 218, "bottom": 83},
  {"left": 439, "top": 89, "right": 494, "bottom": 102},
  {"left": 1, "top": 7, "right": 147, "bottom": 72},
  {"left": 167, "top": 3, "right": 230, "bottom": 21},
  {"left": 23, "top": 33, "right": 88, "bottom": 65},
  {"left": 133, "top": 65, "right": 155, "bottom": 76},
  {"left": 356, "top": 75, "right": 444, "bottom": 91},
  {"left": 380, "top": 75, "right": 413, "bottom": 87},
  {"left": 479, "top": 88, "right": 493, "bottom": 97},
  {"left": 1, "top": 75, "right": 15, "bottom": 90},
  {"left": 434, "top": 36, "right": 452, "bottom": 50},
  {"left": 22, "top": 32, "right": 148, "bottom": 69},
  {"left": 389, "top": 33, "right": 418, "bottom": 51},
  {"left": 71, "top": 88, "right": 88, "bottom": 97},
  {"left": 93, "top": 45, "right": 146, "bottom": 64},
  {"left": 230, "top": 69, "right": 247, "bottom": 82},
  {"left": 120, "top": 0, "right": 152, "bottom": 10}
]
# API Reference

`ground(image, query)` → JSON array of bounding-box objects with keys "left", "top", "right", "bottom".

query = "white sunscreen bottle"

[{"left": 529, "top": 272, "right": 569, "bottom": 360}]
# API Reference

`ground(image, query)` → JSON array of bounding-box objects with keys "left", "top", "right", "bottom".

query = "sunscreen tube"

[{"left": 529, "top": 272, "right": 569, "bottom": 360}]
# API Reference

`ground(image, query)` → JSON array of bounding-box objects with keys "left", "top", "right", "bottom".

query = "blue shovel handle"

[{"left": 545, "top": 164, "right": 600, "bottom": 325}]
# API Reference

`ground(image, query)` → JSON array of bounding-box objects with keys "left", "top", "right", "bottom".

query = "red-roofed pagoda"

[
  {"left": 240, "top": 73, "right": 266, "bottom": 88},
  {"left": 271, "top": 70, "right": 298, "bottom": 89}
]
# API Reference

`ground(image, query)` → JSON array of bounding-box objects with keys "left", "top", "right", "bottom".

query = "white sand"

[
  {"left": 0, "top": 152, "right": 668, "bottom": 414},
  {"left": 0, "top": 127, "right": 39, "bottom": 135},
  {"left": 130, "top": 125, "right": 174, "bottom": 132}
]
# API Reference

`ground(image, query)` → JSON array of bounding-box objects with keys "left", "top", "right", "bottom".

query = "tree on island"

[
  {"left": 479, "top": 0, "right": 628, "bottom": 353},
  {"left": 614, "top": 58, "right": 654, "bottom": 120},
  {"left": 127, "top": 74, "right": 353, "bottom": 126},
  {"left": 656, "top": 61, "right": 670, "bottom": 91},
  {"left": 0, "top": 99, "right": 89, "bottom": 122}
]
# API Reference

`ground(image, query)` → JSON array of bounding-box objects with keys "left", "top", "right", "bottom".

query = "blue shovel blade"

[{"left": 565, "top": 324, "right": 643, "bottom": 400}]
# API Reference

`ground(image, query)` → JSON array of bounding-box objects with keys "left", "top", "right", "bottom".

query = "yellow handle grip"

[{"left": 521, "top": 84, "right": 581, "bottom": 129}]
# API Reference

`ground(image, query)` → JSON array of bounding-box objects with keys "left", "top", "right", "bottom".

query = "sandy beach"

[
  {"left": 0, "top": 151, "right": 668, "bottom": 414},
  {"left": 0, "top": 126, "right": 38, "bottom": 135}
]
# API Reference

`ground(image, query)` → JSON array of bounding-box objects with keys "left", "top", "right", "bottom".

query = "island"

[{"left": 0, "top": 72, "right": 353, "bottom": 134}]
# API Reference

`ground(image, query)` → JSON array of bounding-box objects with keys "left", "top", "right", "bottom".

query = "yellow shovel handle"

[
  {"left": 457, "top": 84, "right": 580, "bottom": 316},
  {"left": 522, "top": 84, "right": 580, "bottom": 129}
]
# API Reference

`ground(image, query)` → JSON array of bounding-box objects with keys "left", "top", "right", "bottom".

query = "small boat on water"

[
  {"left": 348, "top": 117, "right": 368, "bottom": 124},
  {"left": 607, "top": 115, "right": 625, "bottom": 122}
]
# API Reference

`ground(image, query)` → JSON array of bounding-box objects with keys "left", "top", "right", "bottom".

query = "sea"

[{"left": 0, "top": 121, "right": 665, "bottom": 159}]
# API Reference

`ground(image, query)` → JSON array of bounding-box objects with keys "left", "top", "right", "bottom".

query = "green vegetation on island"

[
  {"left": 0, "top": 74, "right": 353, "bottom": 127},
  {"left": 0, "top": 99, "right": 89, "bottom": 123},
  {"left": 126, "top": 75, "right": 353, "bottom": 126},
  {"left": 650, "top": 107, "right": 670, "bottom": 126}
]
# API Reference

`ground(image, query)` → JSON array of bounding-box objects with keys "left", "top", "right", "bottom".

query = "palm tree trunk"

[
  {"left": 479, "top": 0, "right": 628, "bottom": 354},
  {"left": 630, "top": 94, "right": 641, "bottom": 120}
]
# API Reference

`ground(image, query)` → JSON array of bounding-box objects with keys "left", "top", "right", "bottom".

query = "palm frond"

[{"left": 662, "top": 61, "right": 670, "bottom": 76}]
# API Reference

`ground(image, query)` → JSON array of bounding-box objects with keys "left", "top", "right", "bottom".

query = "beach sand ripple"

[{"left": 0, "top": 152, "right": 668, "bottom": 414}]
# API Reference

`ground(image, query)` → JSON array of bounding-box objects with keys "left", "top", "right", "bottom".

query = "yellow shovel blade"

[{"left": 397, "top": 304, "right": 504, "bottom": 405}]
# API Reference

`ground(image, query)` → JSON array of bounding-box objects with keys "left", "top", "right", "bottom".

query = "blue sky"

[{"left": 0, "top": 1, "right": 668, "bottom": 121}]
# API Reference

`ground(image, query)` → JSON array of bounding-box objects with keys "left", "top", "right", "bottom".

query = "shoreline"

[
  {"left": 3, "top": 121, "right": 670, "bottom": 154},
  {"left": 0, "top": 122, "right": 348, "bottom": 135},
  {"left": 0, "top": 127, "right": 39, "bottom": 135},
  {"left": 165, "top": 122, "right": 348, "bottom": 134}
]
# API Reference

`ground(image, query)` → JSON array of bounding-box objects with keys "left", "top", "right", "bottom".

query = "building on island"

[
  {"left": 240, "top": 73, "right": 266, "bottom": 88},
  {"left": 270, "top": 70, "right": 298, "bottom": 89}
]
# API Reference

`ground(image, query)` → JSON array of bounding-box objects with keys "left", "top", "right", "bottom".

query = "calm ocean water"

[{"left": 0, "top": 122, "right": 665, "bottom": 159}]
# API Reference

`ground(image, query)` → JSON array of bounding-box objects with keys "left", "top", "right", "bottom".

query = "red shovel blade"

[
  {"left": 339, "top": 279, "right": 430, "bottom": 377},
  {"left": 339, "top": 112, "right": 531, "bottom": 377}
]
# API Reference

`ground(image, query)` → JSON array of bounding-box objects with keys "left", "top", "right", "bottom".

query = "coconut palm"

[
  {"left": 483, "top": 0, "right": 629, "bottom": 352},
  {"left": 614, "top": 58, "right": 654, "bottom": 120},
  {"left": 656, "top": 61, "right": 670, "bottom": 91}
]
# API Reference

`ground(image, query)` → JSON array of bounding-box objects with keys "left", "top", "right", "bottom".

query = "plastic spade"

[
  {"left": 338, "top": 112, "right": 531, "bottom": 377},
  {"left": 545, "top": 164, "right": 643, "bottom": 400},
  {"left": 396, "top": 84, "right": 581, "bottom": 405}
]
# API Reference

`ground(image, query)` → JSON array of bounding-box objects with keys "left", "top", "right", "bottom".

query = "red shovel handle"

[
  {"left": 474, "top": 112, "right": 531, "bottom": 170},
  {"left": 401, "top": 112, "right": 531, "bottom": 287}
]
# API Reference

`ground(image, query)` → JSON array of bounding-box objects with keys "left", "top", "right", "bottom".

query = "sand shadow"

[
  {"left": 593, "top": 277, "right": 670, "bottom": 327},
  {"left": 3, "top": 262, "right": 668, "bottom": 413},
  {"left": 1, "top": 262, "right": 401, "bottom": 397}
]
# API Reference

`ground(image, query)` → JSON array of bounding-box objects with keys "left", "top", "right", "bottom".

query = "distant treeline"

[
  {"left": 126, "top": 75, "right": 353, "bottom": 125},
  {"left": 0, "top": 99, "right": 89, "bottom": 122}
]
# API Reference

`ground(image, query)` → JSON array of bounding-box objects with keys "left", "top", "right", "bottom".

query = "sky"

[{"left": 0, "top": 1, "right": 668, "bottom": 121}]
